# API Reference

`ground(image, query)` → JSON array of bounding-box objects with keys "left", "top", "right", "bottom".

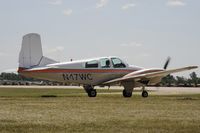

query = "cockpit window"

[
  {"left": 100, "top": 58, "right": 110, "bottom": 68},
  {"left": 111, "top": 58, "right": 126, "bottom": 68},
  {"left": 85, "top": 60, "right": 98, "bottom": 68}
]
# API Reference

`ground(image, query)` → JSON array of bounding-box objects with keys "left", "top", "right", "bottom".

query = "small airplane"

[{"left": 18, "top": 33, "right": 198, "bottom": 97}]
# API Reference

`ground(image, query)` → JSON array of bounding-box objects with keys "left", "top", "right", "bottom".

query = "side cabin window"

[
  {"left": 85, "top": 60, "right": 98, "bottom": 68},
  {"left": 99, "top": 58, "right": 110, "bottom": 68},
  {"left": 111, "top": 58, "right": 126, "bottom": 68}
]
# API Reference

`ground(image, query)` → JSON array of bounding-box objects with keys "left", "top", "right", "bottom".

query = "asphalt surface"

[{"left": 0, "top": 86, "right": 200, "bottom": 95}]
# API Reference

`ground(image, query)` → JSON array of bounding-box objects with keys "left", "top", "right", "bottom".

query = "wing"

[{"left": 103, "top": 66, "right": 198, "bottom": 85}]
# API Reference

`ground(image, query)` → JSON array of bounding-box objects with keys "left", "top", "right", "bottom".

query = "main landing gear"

[
  {"left": 84, "top": 85, "right": 97, "bottom": 97},
  {"left": 122, "top": 81, "right": 134, "bottom": 98},
  {"left": 83, "top": 85, "right": 148, "bottom": 98},
  {"left": 123, "top": 89, "right": 132, "bottom": 97},
  {"left": 122, "top": 86, "right": 149, "bottom": 98}
]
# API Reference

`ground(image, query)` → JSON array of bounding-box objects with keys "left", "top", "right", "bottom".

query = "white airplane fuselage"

[{"left": 19, "top": 57, "right": 162, "bottom": 86}]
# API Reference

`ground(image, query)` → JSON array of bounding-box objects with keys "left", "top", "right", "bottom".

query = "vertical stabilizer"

[
  {"left": 19, "top": 33, "right": 43, "bottom": 68},
  {"left": 19, "top": 33, "right": 58, "bottom": 69}
]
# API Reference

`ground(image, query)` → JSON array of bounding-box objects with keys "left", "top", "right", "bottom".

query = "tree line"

[
  {"left": 160, "top": 72, "right": 200, "bottom": 87},
  {"left": 0, "top": 72, "right": 37, "bottom": 81},
  {"left": 0, "top": 72, "right": 200, "bottom": 87}
]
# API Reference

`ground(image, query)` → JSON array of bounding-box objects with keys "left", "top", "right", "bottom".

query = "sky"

[{"left": 0, "top": 0, "right": 199, "bottom": 77}]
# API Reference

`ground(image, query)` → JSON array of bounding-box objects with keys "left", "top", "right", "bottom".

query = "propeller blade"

[{"left": 164, "top": 57, "right": 171, "bottom": 70}]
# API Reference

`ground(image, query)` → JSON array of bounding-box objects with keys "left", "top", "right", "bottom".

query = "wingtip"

[{"left": 188, "top": 66, "right": 198, "bottom": 70}]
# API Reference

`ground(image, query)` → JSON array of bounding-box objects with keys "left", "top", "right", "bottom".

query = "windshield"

[{"left": 111, "top": 58, "right": 126, "bottom": 68}]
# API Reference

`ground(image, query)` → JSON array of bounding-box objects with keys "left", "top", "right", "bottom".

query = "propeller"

[{"left": 163, "top": 57, "right": 171, "bottom": 70}]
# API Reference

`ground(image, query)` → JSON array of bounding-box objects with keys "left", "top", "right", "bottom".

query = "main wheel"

[
  {"left": 142, "top": 90, "right": 148, "bottom": 98},
  {"left": 88, "top": 89, "right": 97, "bottom": 97},
  {"left": 123, "top": 90, "right": 132, "bottom": 97}
]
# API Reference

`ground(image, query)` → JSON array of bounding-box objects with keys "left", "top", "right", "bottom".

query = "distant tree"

[
  {"left": 190, "top": 72, "right": 198, "bottom": 87},
  {"left": 0, "top": 72, "right": 36, "bottom": 81},
  {"left": 176, "top": 76, "right": 187, "bottom": 87},
  {"left": 161, "top": 75, "right": 176, "bottom": 87},
  {"left": 187, "top": 79, "right": 192, "bottom": 87}
]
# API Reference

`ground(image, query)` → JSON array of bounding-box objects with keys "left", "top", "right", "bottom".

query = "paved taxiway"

[{"left": 0, "top": 86, "right": 200, "bottom": 95}]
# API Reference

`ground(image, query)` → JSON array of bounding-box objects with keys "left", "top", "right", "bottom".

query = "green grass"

[{"left": 0, "top": 87, "right": 199, "bottom": 133}]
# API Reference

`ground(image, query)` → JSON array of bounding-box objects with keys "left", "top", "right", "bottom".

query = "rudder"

[{"left": 19, "top": 33, "right": 57, "bottom": 69}]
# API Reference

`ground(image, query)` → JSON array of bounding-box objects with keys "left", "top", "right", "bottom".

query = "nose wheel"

[
  {"left": 141, "top": 86, "right": 148, "bottom": 98},
  {"left": 142, "top": 90, "right": 148, "bottom": 98}
]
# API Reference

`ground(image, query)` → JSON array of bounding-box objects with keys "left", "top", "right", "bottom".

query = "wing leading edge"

[{"left": 103, "top": 66, "right": 198, "bottom": 85}]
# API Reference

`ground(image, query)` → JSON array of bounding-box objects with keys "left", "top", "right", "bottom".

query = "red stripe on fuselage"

[
  {"left": 18, "top": 67, "right": 135, "bottom": 73},
  {"left": 18, "top": 67, "right": 27, "bottom": 73}
]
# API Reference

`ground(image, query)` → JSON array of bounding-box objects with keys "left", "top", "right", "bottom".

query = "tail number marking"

[{"left": 62, "top": 74, "right": 93, "bottom": 81}]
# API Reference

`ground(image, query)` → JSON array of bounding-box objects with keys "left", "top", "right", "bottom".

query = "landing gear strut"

[
  {"left": 141, "top": 86, "right": 148, "bottom": 98},
  {"left": 84, "top": 85, "right": 97, "bottom": 97}
]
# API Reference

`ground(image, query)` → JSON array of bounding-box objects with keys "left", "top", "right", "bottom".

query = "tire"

[
  {"left": 123, "top": 90, "right": 132, "bottom": 97},
  {"left": 88, "top": 89, "right": 97, "bottom": 97},
  {"left": 142, "top": 91, "right": 148, "bottom": 98}
]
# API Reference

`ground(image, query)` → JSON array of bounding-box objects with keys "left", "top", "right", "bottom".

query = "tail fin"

[{"left": 19, "top": 33, "right": 58, "bottom": 69}]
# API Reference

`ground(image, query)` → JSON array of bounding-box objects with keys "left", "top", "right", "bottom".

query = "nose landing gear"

[{"left": 141, "top": 86, "right": 148, "bottom": 98}]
